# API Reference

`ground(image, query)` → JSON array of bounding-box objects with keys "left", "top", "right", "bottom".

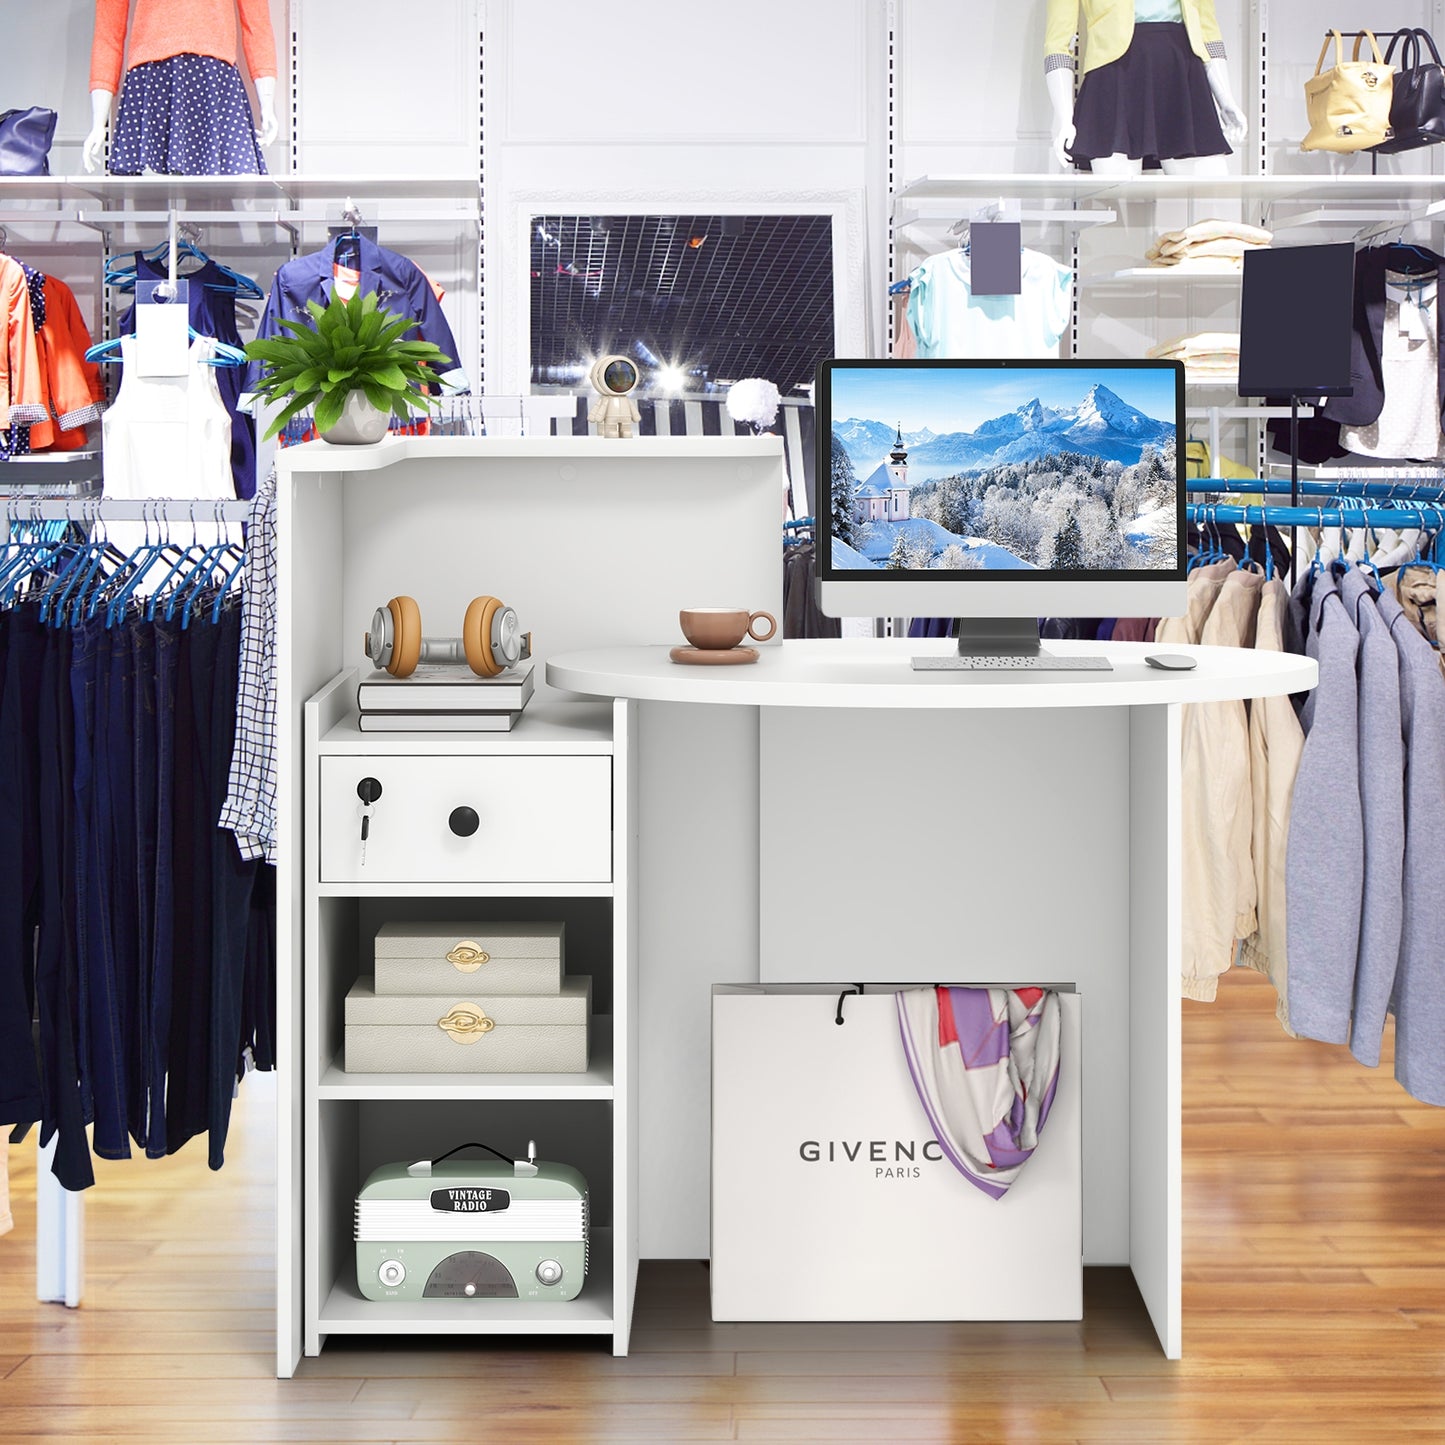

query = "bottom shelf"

[{"left": 317, "top": 1227, "right": 615, "bottom": 1336}]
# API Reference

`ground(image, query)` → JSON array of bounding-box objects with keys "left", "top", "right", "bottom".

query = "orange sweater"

[{"left": 90, "top": 0, "right": 278, "bottom": 94}]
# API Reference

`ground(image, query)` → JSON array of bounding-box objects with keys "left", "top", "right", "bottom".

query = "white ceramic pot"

[{"left": 321, "top": 391, "right": 391, "bottom": 445}]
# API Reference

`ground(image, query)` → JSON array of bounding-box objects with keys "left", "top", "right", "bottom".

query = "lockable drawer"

[{"left": 319, "top": 755, "right": 612, "bottom": 884}]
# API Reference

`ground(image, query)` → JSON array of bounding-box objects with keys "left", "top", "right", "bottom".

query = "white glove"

[
  {"left": 1205, "top": 58, "right": 1248, "bottom": 147},
  {"left": 1045, "top": 69, "right": 1077, "bottom": 169},
  {"left": 254, "top": 76, "right": 279, "bottom": 148},
  {"left": 82, "top": 90, "right": 113, "bottom": 174}
]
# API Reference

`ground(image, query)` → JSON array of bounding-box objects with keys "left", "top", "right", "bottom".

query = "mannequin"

[
  {"left": 1044, "top": 0, "right": 1246, "bottom": 174},
  {"left": 84, "top": 0, "right": 279, "bottom": 176}
]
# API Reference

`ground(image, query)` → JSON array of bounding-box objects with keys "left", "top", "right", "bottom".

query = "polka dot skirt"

[{"left": 109, "top": 54, "right": 267, "bottom": 176}]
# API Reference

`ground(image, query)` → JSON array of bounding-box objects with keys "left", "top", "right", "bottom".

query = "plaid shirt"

[{"left": 219, "top": 467, "right": 277, "bottom": 862}]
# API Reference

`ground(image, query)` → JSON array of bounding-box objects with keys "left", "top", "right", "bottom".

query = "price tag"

[{"left": 135, "top": 278, "right": 191, "bottom": 378}]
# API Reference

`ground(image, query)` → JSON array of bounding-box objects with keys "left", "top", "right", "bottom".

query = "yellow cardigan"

[{"left": 1045, "top": 0, "right": 1228, "bottom": 76}]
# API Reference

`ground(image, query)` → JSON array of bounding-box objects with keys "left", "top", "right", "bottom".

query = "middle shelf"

[{"left": 318, "top": 1018, "right": 615, "bottom": 1101}]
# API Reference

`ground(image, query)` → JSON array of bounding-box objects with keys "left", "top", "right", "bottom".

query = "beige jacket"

[
  {"left": 1236, "top": 579, "right": 1305, "bottom": 1029},
  {"left": 1179, "top": 566, "right": 1264, "bottom": 1002}
]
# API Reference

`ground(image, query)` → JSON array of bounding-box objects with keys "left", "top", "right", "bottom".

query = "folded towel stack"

[
  {"left": 1148, "top": 331, "right": 1242, "bottom": 381},
  {"left": 1145, "top": 218, "right": 1273, "bottom": 273}
]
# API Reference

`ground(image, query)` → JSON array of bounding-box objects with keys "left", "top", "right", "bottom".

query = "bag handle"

[
  {"left": 1351, "top": 29, "right": 1386, "bottom": 65},
  {"left": 1413, "top": 27, "right": 1443, "bottom": 67},
  {"left": 1383, "top": 28, "right": 1417, "bottom": 70},
  {"left": 1316, "top": 28, "right": 1345, "bottom": 77}
]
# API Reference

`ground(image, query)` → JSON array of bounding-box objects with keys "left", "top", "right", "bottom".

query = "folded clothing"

[
  {"left": 1149, "top": 331, "right": 1242, "bottom": 363},
  {"left": 1156, "top": 218, "right": 1273, "bottom": 249}
]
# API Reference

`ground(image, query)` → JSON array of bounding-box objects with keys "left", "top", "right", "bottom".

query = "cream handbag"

[{"left": 1302, "top": 30, "right": 1395, "bottom": 151}]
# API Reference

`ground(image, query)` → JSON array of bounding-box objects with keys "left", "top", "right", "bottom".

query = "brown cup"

[{"left": 679, "top": 607, "right": 778, "bottom": 651}]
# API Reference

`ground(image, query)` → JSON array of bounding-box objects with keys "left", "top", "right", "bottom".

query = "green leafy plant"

[{"left": 244, "top": 289, "right": 453, "bottom": 441}]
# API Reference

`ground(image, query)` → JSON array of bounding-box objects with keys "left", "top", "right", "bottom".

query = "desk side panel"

[{"left": 1129, "top": 703, "right": 1183, "bottom": 1359}]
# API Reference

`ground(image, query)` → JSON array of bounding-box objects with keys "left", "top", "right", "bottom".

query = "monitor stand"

[{"left": 910, "top": 619, "right": 1113, "bottom": 672}]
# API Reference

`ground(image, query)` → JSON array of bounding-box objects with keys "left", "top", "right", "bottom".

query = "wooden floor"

[{"left": 1, "top": 969, "right": 1442, "bottom": 1442}]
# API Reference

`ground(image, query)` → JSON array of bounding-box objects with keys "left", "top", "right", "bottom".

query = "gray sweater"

[
  {"left": 1380, "top": 589, "right": 1445, "bottom": 1106},
  {"left": 1339, "top": 571, "right": 1404, "bottom": 1069},
  {"left": 1286, "top": 569, "right": 1364, "bottom": 1045}
]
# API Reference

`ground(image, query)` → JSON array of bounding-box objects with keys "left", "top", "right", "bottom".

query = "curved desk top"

[{"left": 547, "top": 638, "right": 1318, "bottom": 711}]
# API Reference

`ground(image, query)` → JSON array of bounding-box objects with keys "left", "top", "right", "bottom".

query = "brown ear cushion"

[
  {"left": 387, "top": 595, "right": 423, "bottom": 677},
  {"left": 463, "top": 595, "right": 506, "bottom": 676}
]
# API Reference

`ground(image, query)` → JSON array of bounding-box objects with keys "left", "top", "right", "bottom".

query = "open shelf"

[
  {"left": 1080, "top": 267, "right": 1245, "bottom": 288},
  {"left": 320, "top": 695, "right": 616, "bottom": 756},
  {"left": 319, "top": 1018, "right": 614, "bottom": 1100},
  {"left": 319, "top": 1228, "right": 614, "bottom": 1335},
  {"left": 316, "top": 880, "right": 614, "bottom": 899}
]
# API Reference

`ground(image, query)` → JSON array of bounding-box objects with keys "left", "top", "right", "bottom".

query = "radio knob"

[
  {"left": 378, "top": 1259, "right": 406, "bottom": 1288},
  {"left": 536, "top": 1259, "right": 563, "bottom": 1286},
  {"left": 463, "top": 1282, "right": 477, "bottom": 1297}
]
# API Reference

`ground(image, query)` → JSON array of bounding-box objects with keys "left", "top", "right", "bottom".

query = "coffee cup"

[{"left": 679, "top": 607, "right": 778, "bottom": 651}]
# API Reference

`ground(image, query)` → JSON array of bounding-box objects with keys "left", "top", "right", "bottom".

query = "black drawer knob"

[{"left": 449, "top": 806, "right": 480, "bottom": 838}]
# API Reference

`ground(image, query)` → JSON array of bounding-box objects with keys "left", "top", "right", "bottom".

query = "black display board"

[{"left": 1238, "top": 243, "right": 1355, "bottom": 398}]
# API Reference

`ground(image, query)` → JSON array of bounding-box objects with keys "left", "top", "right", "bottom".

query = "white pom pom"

[{"left": 726, "top": 377, "right": 780, "bottom": 429}]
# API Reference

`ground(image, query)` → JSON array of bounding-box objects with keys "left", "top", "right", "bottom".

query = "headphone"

[{"left": 365, "top": 595, "right": 532, "bottom": 678}]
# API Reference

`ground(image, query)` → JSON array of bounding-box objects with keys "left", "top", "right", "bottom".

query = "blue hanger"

[
  {"left": 106, "top": 239, "right": 263, "bottom": 300},
  {"left": 84, "top": 330, "right": 247, "bottom": 368}
]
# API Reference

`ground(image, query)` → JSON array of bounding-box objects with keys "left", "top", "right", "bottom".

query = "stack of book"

[{"left": 356, "top": 660, "right": 536, "bottom": 732}]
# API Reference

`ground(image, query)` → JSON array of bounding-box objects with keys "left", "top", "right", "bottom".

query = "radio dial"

[
  {"left": 536, "top": 1259, "right": 563, "bottom": 1286},
  {"left": 378, "top": 1259, "right": 406, "bottom": 1288}
]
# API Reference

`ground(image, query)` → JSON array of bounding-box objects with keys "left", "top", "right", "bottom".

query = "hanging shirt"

[
  {"left": 90, "top": 0, "right": 278, "bottom": 94},
  {"left": 1339, "top": 273, "right": 1445, "bottom": 461},
  {"left": 248, "top": 234, "right": 468, "bottom": 398},
  {"left": 102, "top": 335, "right": 233, "bottom": 510},
  {"left": 1382, "top": 592, "right": 1445, "bottom": 1106},
  {"left": 1285, "top": 571, "right": 1364, "bottom": 1044},
  {"left": 905, "top": 248, "right": 1073, "bottom": 360},
  {"left": 0, "top": 256, "right": 48, "bottom": 431}
]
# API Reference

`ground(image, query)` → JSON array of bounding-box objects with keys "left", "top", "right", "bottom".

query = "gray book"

[
  {"left": 357, "top": 660, "right": 535, "bottom": 712},
  {"left": 357, "top": 711, "right": 520, "bottom": 733}
]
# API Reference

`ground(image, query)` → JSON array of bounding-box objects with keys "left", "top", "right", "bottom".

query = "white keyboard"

[{"left": 912, "top": 654, "right": 1114, "bottom": 672}]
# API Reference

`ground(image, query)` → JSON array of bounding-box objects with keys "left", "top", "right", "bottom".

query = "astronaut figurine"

[{"left": 588, "top": 354, "right": 642, "bottom": 439}]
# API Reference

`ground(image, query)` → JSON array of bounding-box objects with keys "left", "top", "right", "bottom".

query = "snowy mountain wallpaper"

[{"left": 828, "top": 367, "right": 1181, "bottom": 574}]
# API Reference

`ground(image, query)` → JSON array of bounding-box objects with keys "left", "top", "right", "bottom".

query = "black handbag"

[
  {"left": 1374, "top": 28, "right": 1445, "bottom": 153},
  {"left": 0, "top": 106, "right": 57, "bottom": 176}
]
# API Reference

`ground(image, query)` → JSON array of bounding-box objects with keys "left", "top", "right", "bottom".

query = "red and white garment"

[{"left": 896, "top": 986, "right": 1062, "bottom": 1201}]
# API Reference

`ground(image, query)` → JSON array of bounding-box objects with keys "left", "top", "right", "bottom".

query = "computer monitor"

[{"left": 816, "top": 358, "right": 1188, "bottom": 660}]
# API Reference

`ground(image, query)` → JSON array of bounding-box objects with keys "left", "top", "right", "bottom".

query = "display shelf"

[
  {"left": 319, "top": 1228, "right": 615, "bottom": 1336},
  {"left": 317, "top": 881, "right": 615, "bottom": 900},
  {"left": 1185, "top": 375, "right": 1240, "bottom": 392},
  {"left": 1079, "top": 268, "right": 1244, "bottom": 288},
  {"left": 321, "top": 697, "right": 616, "bottom": 756},
  {"left": 280, "top": 432, "right": 784, "bottom": 472},
  {"left": 0, "top": 173, "right": 480, "bottom": 208},
  {"left": 318, "top": 1020, "right": 614, "bottom": 1101}
]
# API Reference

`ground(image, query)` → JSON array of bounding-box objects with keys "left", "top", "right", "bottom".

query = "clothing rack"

[
  {"left": 5, "top": 498, "right": 251, "bottom": 523},
  {"left": 1188, "top": 478, "right": 1445, "bottom": 502},
  {"left": 1187, "top": 503, "right": 1445, "bottom": 528}
]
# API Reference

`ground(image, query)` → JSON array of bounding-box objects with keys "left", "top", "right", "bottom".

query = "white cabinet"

[{"left": 318, "top": 755, "right": 613, "bottom": 885}]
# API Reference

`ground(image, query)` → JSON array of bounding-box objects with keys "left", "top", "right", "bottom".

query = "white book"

[
  {"left": 357, "top": 711, "right": 520, "bottom": 733},
  {"left": 357, "top": 660, "right": 535, "bottom": 713}
]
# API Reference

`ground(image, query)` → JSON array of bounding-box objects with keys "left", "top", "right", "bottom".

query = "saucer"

[{"left": 669, "top": 646, "right": 760, "bottom": 666}]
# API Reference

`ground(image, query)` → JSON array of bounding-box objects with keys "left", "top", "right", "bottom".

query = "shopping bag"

[{"left": 710, "top": 984, "right": 1082, "bottom": 1322}]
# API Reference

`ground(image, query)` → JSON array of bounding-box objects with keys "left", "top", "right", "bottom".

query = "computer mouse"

[{"left": 1144, "top": 653, "right": 1198, "bottom": 671}]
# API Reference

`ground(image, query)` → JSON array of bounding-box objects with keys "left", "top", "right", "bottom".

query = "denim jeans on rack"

[
  {"left": 165, "top": 611, "right": 215, "bottom": 1156},
  {"left": 206, "top": 602, "right": 258, "bottom": 1167},
  {"left": 0, "top": 609, "right": 43, "bottom": 1127},
  {"left": 71, "top": 615, "right": 128, "bottom": 1160},
  {"left": 146, "top": 614, "right": 180, "bottom": 1158},
  {"left": 129, "top": 617, "right": 158, "bottom": 1152},
  {"left": 104, "top": 621, "right": 144, "bottom": 1149},
  {"left": 35, "top": 619, "right": 93, "bottom": 1191}
]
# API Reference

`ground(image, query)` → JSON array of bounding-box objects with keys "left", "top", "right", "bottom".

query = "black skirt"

[{"left": 1069, "top": 22, "right": 1230, "bottom": 167}]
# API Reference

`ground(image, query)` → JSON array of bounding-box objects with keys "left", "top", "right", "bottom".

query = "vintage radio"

[{"left": 355, "top": 1142, "right": 588, "bottom": 1302}]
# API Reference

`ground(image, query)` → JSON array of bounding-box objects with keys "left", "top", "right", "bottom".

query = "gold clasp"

[
  {"left": 446, "top": 941, "right": 491, "bottom": 972},
  {"left": 437, "top": 1004, "right": 495, "bottom": 1044}
]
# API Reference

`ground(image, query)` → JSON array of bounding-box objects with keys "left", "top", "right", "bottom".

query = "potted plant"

[{"left": 244, "top": 289, "right": 453, "bottom": 445}]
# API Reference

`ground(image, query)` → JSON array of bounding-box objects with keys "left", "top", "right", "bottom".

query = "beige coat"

[
  {"left": 1236, "top": 579, "right": 1305, "bottom": 1030},
  {"left": 1178, "top": 567, "right": 1264, "bottom": 1002}
]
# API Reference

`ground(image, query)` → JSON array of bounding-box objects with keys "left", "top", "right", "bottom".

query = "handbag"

[
  {"left": 1373, "top": 28, "right": 1445, "bottom": 153},
  {"left": 0, "top": 106, "right": 57, "bottom": 176},
  {"left": 1301, "top": 30, "right": 1395, "bottom": 153}
]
